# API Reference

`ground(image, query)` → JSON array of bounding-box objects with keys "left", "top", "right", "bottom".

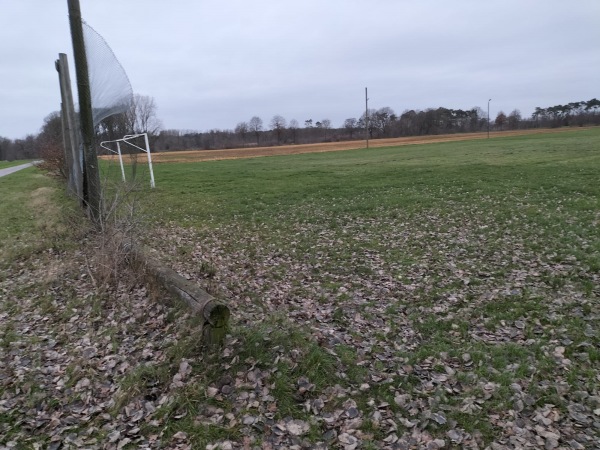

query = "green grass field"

[
  {"left": 145, "top": 129, "right": 599, "bottom": 226},
  {"left": 1, "top": 129, "right": 598, "bottom": 448},
  {"left": 0, "top": 167, "right": 70, "bottom": 267},
  {"left": 127, "top": 128, "right": 599, "bottom": 447}
]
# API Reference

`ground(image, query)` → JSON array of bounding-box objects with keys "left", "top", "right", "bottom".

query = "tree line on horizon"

[
  {"left": 148, "top": 98, "right": 600, "bottom": 152},
  {"left": 1, "top": 97, "right": 599, "bottom": 161}
]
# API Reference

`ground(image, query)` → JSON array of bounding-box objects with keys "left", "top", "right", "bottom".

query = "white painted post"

[
  {"left": 144, "top": 133, "right": 156, "bottom": 188},
  {"left": 117, "top": 141, "right": 126, "bottom": 182}
]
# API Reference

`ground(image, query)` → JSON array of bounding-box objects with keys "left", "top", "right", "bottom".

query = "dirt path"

[{"left": 101, "top": 128, "right": 588, "bottom": 165}]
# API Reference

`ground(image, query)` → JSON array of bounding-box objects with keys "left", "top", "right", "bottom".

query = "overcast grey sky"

[{"left": 1, "top": 0, "right": 598, "bottom": 139}]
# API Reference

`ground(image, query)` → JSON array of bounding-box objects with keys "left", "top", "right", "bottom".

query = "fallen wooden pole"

[{"left": 128, "top": 244, "right": 230, "bottom": 346}]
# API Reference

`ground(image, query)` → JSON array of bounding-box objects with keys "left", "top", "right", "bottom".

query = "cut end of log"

[{"left": 204, "top": 301, "right": 231, "bottom": 328}]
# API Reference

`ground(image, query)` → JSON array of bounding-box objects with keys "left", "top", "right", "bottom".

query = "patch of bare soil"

[{"left": 100, "top": 128, "right": 586, "bottom": 165}]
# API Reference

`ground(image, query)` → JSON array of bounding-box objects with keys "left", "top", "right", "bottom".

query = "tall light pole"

[
  {"left": 365, "top": 87, "right": 369, "bottom": 149},
  {"left": 488, "top": 99, "right": 492, "bottom": 139}
]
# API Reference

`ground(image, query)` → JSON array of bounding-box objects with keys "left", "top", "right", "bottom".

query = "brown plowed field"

[{"left": 100, "top": 128, "right": 588, "bottom": 164}]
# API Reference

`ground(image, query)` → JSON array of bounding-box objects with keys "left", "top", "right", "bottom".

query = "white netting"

[{"left": 82, "top": 20, "right": 133, "bottom": 127}]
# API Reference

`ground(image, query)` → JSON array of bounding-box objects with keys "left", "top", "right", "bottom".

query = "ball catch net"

[{"left": 82, "top": 20, "right": 133, "bottom": 127}]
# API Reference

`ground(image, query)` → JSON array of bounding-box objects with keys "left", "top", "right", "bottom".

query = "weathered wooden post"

[
  {"left": 67, "top": 0, "right": 102, "bottom": 224},
  {"left": 55, "top": 53, "right": 83, "bottom": 200}
]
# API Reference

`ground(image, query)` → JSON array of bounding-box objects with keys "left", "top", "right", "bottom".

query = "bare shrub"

[
  {"left": 37, "top": 112, "right": 67, "bottom": 178},
  {"left": 83, "top": 179, "right": 145, "bottom": 291},
  {"left": 38, "top": 142, "right": 67, "bottom": 178}
]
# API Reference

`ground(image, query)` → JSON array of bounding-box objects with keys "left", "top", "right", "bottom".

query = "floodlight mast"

[
  {"left": 488, "top": 99, "right": 492, "bottom": 138},
  {"left": 365, "top": 87, "right": 369, "bottom": 149}
]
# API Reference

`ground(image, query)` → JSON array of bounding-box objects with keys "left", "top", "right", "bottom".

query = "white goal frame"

[{"left": 100, "top": 133, "right": 156, "bottom": 188}]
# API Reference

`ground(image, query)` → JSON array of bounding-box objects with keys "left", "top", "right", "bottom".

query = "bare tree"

[
  {"left": 0, "top": 137, "right": 22, "bottom": 161},
  {"left": 117, "top": 94, "right": 162, "bottom": 180},
  {"left": 288, "top": 119, "right": 299, "bottom": 144},
  {"left": 358, "top": 109, "right": 377, "bottom": 138},
  {"left": 126, "top": 94, "right": 162, "bottom": 136},
  {"left": 0, "top": 137, "right": 9, "bottom": 161},
  {"left": 344, "top": 118, "right": 358, "bottom": 139},
  {"left": 368, "top": 107, "right": 396, "bottom": 137},
  {"left": 495, "top": 111, "right": 507, "bottom": 131},
  {"left": 235, "top": 121, "right": 249, "bottom": 146},
  {"left": 11, "top": 135, "right": 38, "bottom": 160},
  {"left": 270, "top": 115, "right": 287, "bottom": 144},
  {"left": 470, "top": 107, "right": 487, "bottom": 132},
  {"left": 97, "top": 112, "right": 129, "bottom": 145},
  {"left": 508, "top": 109, "right": 521, "bottom": 130},
  {"left": 321, "top": 119, "right": 331, "bottom": 140},
  {"left": 249, "top": 116, "right": 263, "bottom": 146}
]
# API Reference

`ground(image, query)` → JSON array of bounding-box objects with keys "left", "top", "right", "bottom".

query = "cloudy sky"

[{"left": 1, "top": 0, "right": 598, "bottom": 139}]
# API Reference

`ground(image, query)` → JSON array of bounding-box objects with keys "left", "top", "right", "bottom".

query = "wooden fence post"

[
  {"left": 56, "top": 53, "right": 83, "bottom": 200},
  {"left": 67, "top": 0, "right": 102, "bottom": 224}
]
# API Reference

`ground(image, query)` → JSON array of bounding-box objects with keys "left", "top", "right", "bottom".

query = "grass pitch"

[
  {"left": 2, "top": 128, "right": 598, "bottom": 448},
  {"left": 131, "top": 127, "right": 599, "bottom": 447}
]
